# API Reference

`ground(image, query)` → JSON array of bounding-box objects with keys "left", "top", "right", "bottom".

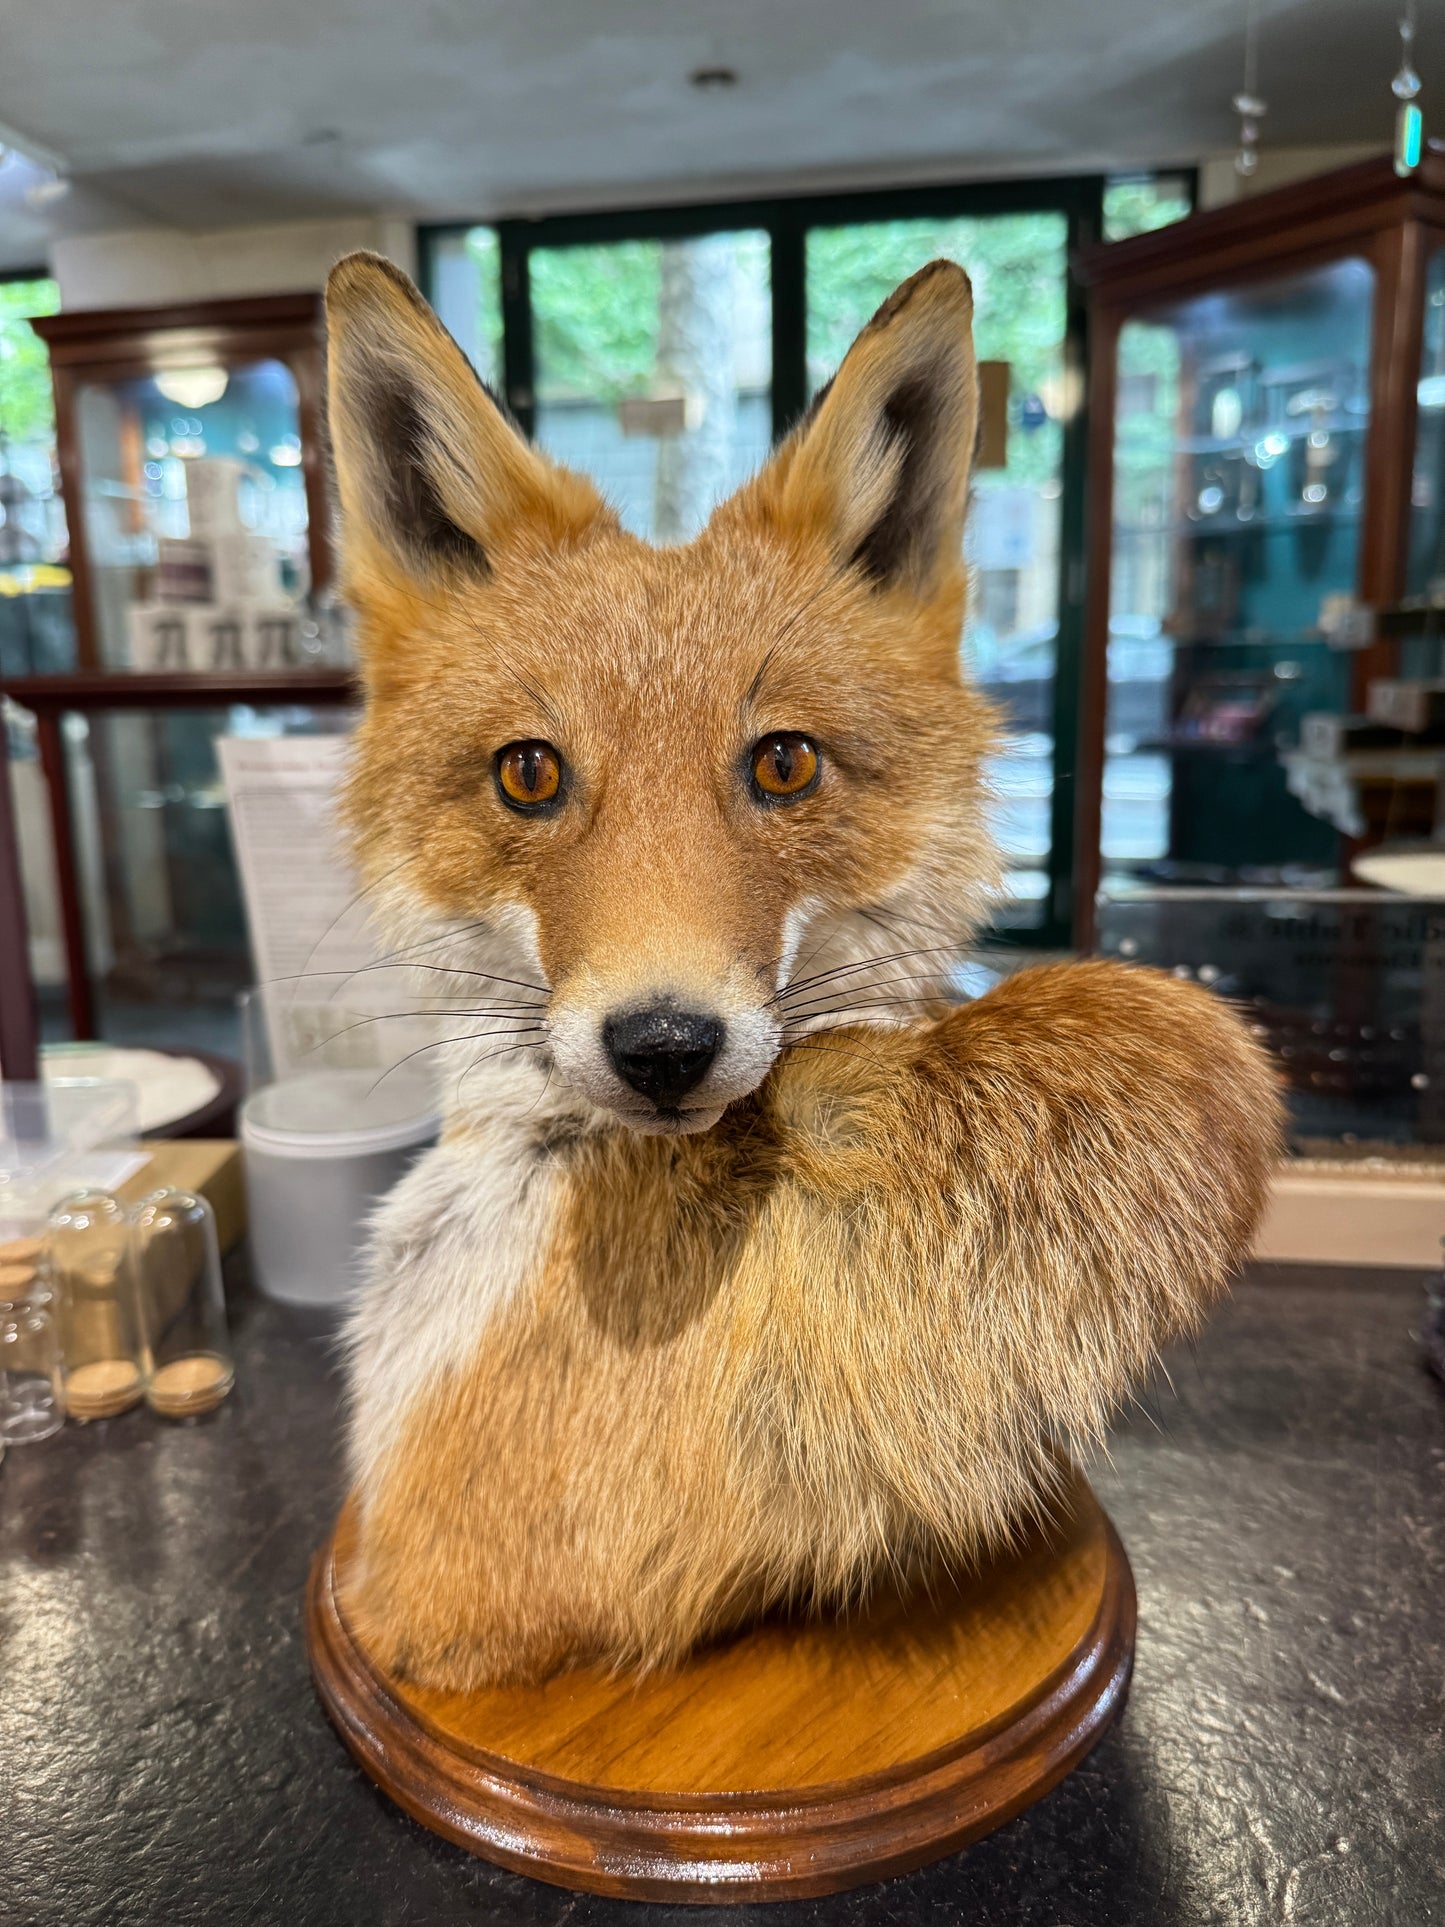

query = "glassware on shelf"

[
  {"left": 131, "top": 1189, "right": 233, "bottom": 1419},
  {"left": 296, "top": 585, "right": 354, "bottom": 667},
  {"left": 47, "top": 1190, "right": 149, "bottom": 1421}
]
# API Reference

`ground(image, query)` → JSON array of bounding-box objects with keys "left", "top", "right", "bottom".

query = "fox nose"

[{"left": 603, "top": 1007, "right": 724, "bottom": 1108}]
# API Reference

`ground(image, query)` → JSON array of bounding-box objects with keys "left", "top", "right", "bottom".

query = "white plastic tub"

[{"left": 240, "top": 1070, "right": 438, "bottom": 1308}]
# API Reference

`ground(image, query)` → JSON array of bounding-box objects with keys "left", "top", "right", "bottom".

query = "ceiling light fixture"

[
  {"left": 1353, "top": 843, "right": 1445, "bottom": 896},
  {"left": 154, "top": 366, "right": 230, "bottom": 410},
  {"left": 24, "top": 174, "right": 70, "bottom": 209}
]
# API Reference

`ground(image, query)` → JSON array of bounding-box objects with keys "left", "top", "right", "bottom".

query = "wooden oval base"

[{"left": 307, "top": 1472, "right": 1135, "bottom": 1903}]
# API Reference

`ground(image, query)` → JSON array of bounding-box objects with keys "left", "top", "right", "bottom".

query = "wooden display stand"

[{"left": 307, "top": 1469, "right": 1135, "bottom": 1902}]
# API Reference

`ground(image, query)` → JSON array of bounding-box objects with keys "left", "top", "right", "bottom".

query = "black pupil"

[
  {"left": 771, "top": 740, "right": 793, "bottom": 784},
  {"left": 519, "top": 749, "right": 544, "bottom": 794}
]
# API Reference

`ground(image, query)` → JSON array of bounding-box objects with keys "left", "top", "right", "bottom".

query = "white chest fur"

[{"left": 344, "top": 1054, "right": 572, "bottom": 1496}]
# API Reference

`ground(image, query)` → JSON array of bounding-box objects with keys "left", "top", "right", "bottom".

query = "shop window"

[
  {"left": 529, "top": 232, "right": 772, "bottom": 543},
  {"left": 425, "top": 227, "right": 505, "bottom": 390},
  {"left": 1102, "top": 175, "right": 1194, "bottom": 243},
  {"left": 0, "top": 275, "right": 71, "bottom": 673},
  {"left": 806, "top": 213, "right": 1070, "bottom": 930}
]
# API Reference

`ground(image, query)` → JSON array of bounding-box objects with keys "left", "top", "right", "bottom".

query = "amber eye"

[
  {"left": 495, "top": 740, "right": 563, "bottom": 811},
  {"left": 749, "top": 732, "right": 821, "bottom": 802}
]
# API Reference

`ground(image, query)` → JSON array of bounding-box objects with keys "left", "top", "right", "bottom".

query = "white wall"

[
  {"left": 41, "top": 148, "right": 1392, "bottom": 310},
  {"left": 1197, "top": 143, "right": 1383, "bottom": 212},
  {"left": 49, "top": 214, "right": 417, "bottom": 309}
]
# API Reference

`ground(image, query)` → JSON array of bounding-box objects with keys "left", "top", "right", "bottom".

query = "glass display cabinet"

[
  {"left": 2, "top": 295, "right": 352, "bottom": 1052},
  {"left": 1077, "top": 151, "right": 1445, "bottom": 1143},
  {"left": 32, "top": 293, "right": 334, "bottom": 673}
]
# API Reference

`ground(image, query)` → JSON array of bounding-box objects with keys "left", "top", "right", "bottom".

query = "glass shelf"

[
  {"left": 1133, "top": 737, "right": 1291, "bottom": 755},
  {"left": 1170, "top": 414, "right": 1368, "bottom": 458},
  {"left": 1115, "top": 506, "right": 1362, "bottom": 539},
  {"left": 1146, "top": 630, "right": 1334, "bottom": 649}
]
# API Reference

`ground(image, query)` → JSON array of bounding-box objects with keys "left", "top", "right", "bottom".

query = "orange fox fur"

[{"left": 326, "top": 250, "right": 1282, "bottom": 1690}]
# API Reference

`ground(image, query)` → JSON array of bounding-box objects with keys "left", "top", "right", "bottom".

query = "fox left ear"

[
  {"left": 723, "top": 259, "right": 977, "bottom": 599},
  {"left": 325, "top": 252, "right": 609, "bottom": 597}
]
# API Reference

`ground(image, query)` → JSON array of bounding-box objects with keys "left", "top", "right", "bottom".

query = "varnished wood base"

[{"left": 306, "top": 1471, "right": 1135, "bottom": 1902}]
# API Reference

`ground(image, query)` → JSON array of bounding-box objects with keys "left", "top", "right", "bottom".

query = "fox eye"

[
  {"left": 496, "top": 740, "right": 563, "bottom": 811},
  {"left": 749, "top": 732, "right": 820, "bottom": 803}
]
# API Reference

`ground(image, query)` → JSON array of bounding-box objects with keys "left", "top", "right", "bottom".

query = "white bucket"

[{"left": 240, "top": 1070, "right": 439, "bottom": 1308}]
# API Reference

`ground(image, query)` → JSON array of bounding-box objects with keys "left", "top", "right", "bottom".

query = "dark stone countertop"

[{"left": 2, "top": 1260, "right": 1442, "bottom": 1927}]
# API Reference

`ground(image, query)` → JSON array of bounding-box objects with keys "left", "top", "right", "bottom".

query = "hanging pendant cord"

[{"left": 1242, "top": 0, "right": 1260, "bottom": 104}]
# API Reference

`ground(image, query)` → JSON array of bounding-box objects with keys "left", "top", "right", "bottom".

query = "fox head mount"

[{"left": 326, "top": 252, "right": 998, "bottom": 1136}]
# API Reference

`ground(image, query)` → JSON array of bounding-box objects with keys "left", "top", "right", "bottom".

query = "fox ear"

[
  {"left": 727, "top": 259, "right": 977, "bottom": 597},
  {"left": 325, "top": 252, "right": 608, "bottom": 592}
]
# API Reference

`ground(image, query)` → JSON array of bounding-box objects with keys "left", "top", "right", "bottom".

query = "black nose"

[{"left": 602, "top": 1007, "right": 724, "bottom": 1108}]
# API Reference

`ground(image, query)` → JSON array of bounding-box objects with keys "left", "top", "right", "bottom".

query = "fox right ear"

[
  {"left": 325, "top": 252, "right": 608, "bottom": 595},
  {"left": 723, "top": 259, "right": 977, "bottom": 601}
]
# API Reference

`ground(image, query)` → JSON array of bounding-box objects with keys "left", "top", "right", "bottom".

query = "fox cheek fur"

[{"left": 327, "top": 251, "right": 1283, "bottom": 1689}]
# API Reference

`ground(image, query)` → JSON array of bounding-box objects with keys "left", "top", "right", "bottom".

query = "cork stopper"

[
  {"left": 0, "top": 1237, "right": 41, "bottom": 1296},
  {"left": 64, "top": 1357, "right": 144, "bottom": 1420},
  {"left": 147, "top": 1353, "right": 233, "bottom": 1419}
]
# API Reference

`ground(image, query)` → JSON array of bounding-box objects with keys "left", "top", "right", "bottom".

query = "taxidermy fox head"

[{"left": 327, "top": 252, "right": 998, "bottom": 1134}]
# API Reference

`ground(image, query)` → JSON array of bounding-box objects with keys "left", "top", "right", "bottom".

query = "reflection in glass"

[
  {"left": 1408, "top": 245, "right": 1445, "bottom": 597},
  {"left": 45, "top": 704, "right": 350, "bottom": 1053},
  {"left": 530, "top": 232, "right": 772, "bottom": 544},
  {"left": 807, "top": 213, "right": 1069, "bottom": 929},
  {"left": 75, "top": 359, "right": 312, "bottom": 671},
  {"left": 1102, "top": 259, "right": 1375, "bottom": 895}
]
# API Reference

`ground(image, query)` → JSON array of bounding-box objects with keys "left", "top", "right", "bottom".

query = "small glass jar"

[
  {"left": 48, "top": 1191, "right": 148, "bottom": 1421},
  {"left": 131, "top": 1189, "right": 234, "bottom": 1419},
  {"left": 0, "top": 1232, "right": 63, "bottom": 1444}
]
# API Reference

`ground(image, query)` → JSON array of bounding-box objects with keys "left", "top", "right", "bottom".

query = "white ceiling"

[{"left": 0, "top": 0, "right": 1435, "bottom": 267}]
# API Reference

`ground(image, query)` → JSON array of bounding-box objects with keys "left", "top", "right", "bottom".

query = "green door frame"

[{"left": 418, "top": 173, "right": 1184, "bottom": 950}]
